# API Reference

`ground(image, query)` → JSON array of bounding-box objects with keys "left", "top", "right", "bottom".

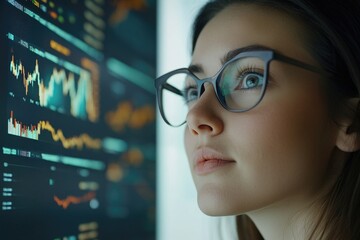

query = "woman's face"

[{"left": 184, "top": 3, "right": 340, "bottom": 216}]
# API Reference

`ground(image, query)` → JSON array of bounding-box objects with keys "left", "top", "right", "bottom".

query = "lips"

[{"left": 193, "top": 147, "right": 235, "bottom": 175}]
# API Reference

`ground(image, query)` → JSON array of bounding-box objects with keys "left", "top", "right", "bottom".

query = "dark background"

[{"left": 0, "top": 0, "right": 157, "bottom": 239}]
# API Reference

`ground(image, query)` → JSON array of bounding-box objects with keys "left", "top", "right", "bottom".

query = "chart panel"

[{"left": 0, "top": 0, "right": 157, "bottom": 239}]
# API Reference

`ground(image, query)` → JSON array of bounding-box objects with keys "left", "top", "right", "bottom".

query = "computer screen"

[{"left": 0, "top": 0, "right": 157, "bottom": 239}]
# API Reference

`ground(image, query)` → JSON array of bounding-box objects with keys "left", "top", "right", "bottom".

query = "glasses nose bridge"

[{"left": 198, "top": 75, "right": 218, "bottom": 97}]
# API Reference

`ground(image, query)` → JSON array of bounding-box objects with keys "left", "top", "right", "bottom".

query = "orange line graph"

[
  {"left": 109, "top": 0, "right": 147, "bottom": 24},
  {"left": 105, "top": 101, "right": 155, "bottom": 132},
  {"left": 54, "top": 192, "right": 96, "bottom": 209},
  {"left": 8, "top": 111, "right": 102, "bottom": 150}
]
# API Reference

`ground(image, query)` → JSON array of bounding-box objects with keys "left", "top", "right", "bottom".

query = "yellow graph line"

[
  {"left": 9, "top": 111, "right": 101, "bottom": 150},
  {"left": 37, "top": 120, "right": 101, "bottom": 150}
]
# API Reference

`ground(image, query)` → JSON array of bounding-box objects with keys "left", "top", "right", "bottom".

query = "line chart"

[
  {"left": 53, "top": 191, "right": 96, "bottom": 209},
  {"left": 9, "top": 54, "right": 98, "bottom": 121},
  {"left": 8, "top": 111, "right": 102, "bottom": 150}
]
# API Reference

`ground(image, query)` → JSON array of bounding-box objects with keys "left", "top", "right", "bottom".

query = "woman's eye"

[
  {"left": 238, "top": 73, "right": 264, "bottom": 90},
  {"left": 183, "top": 87, "right": 198, "bottom": 103}
]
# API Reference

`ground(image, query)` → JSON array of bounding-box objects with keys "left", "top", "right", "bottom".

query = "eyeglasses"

[{"left": 154, "top": 49, "right": 327, "bottom": 127}]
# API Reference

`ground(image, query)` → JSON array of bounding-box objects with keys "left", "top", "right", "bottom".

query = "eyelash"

[
  {"left": 235, "top": 65, "right": 264, "bottom": 79},
  {"left": 237, "top": 65, "right": 279, "bottom": 85},
  {"left": 231, "top": 65, "right": 264, "bottom": 90}
]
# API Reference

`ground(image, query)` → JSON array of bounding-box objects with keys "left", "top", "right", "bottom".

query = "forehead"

[{"left": 191, "top": 3, "right": 316, "bottom": 74}]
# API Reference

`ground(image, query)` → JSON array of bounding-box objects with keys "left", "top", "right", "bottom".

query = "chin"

[{"left": 197, "top": 190, "right": 239, "bottom": 216}]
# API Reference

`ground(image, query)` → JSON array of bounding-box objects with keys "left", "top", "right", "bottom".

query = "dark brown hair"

[{"left": 191, "top": 0, "right": 360, "bottom": 239}]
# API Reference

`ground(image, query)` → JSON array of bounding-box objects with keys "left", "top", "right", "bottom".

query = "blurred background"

[
  {"left": 157, "top": 1, "right": 212, "bottom": 240},
  {"left": 0, "top": 0, "right": 213, "bottom": 239}
]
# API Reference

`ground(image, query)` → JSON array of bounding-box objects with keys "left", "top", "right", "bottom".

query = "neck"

[
  {"left": 247, "top": 196, "right": 321, "bottom": 240},
  {"left": 247, "top": 148, "right": 347, "bottom": 240}
]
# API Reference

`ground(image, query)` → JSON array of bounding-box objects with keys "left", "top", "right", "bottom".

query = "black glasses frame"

[{"left": 154, "top": 50, "right": 328, "bottom": 127}]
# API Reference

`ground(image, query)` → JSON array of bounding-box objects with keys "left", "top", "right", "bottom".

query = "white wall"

[{"left": 156, "top": 1, "right": 212, "bottom": 240}]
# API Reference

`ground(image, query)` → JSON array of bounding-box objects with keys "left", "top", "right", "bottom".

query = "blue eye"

[
  {"left": 219, "top": 64, "right": 265, "bottom": 97},
  {"left": 183, "top": 86, "right": 198, "bottom": 103},
  {"left": 239, "top": 73, "right": 264, "bottom": 89}
]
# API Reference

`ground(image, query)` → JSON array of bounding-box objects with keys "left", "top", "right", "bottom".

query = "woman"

[{"left": 155, "top": 0, "right": 360, "bottom": 239}]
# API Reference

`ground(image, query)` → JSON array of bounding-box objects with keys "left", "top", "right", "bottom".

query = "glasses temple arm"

[
  {"left": 274, "top": 53, "right": 330, "bottom": 76},
  {"left": 163, "top": 83, "right": 183, "bottom": 96}
]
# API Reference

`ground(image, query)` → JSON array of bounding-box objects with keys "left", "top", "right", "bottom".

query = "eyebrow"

[{"left": 188, "top": 44, "right": 272, "bottom": 74}]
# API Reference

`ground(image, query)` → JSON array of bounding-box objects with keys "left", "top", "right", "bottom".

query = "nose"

[{"left": 186, "top": 83, "right": 224, "bottom": 136}]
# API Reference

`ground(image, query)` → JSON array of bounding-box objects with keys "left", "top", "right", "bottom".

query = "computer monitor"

[{"left": 0, "top": 0, "right": 157, "bottom": 239}]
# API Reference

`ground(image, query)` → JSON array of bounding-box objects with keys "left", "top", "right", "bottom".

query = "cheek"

[
  {"left": 229, "top": 86, "right": 335, "bottom": 202},
  {"left": 184, "top": 128, "right": 196, "bottom": 172}
]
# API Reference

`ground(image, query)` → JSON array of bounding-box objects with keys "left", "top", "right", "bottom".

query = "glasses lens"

[
  {"left": 218, "top": 56, "right": 266, "bottom": 111},
  {"left": 161, "top": 72, "right": 197, "bottom": 126}
]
